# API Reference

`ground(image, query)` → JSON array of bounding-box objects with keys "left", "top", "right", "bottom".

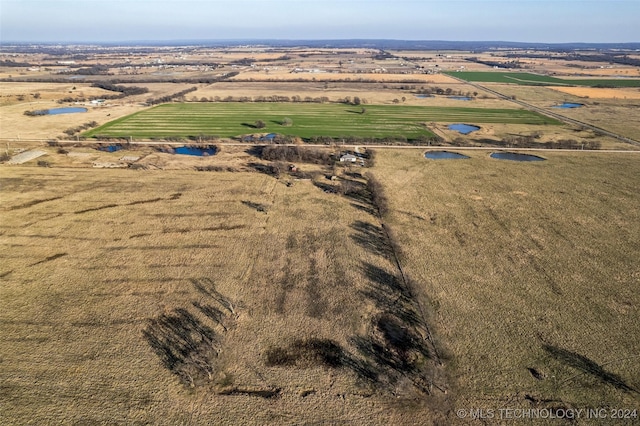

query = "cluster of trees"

[
  {"left": 93, "top": 82, "right": 148, "bottom": 97},
  {"left": 450, "top": 135, "right": 601, "bottom": 150},
  {"left": 502, "top": 135, "right": 600, "bottom": 149},
  {"left": 62, "top": 121, "right": 99, "bottom": 137},
  {"left": 23, "top": 109, "right": 48, "bottom": 116},
  {"left": 415, "top": 86, "right": 477, "bottom": 97},
  {"left": 187, "top": 94, "right": 369, "bottom": 105},
  {"left": 306, "top": 134, "right": 440, "bottom": 145},
  {"left": 61, "top": 65, "right": 111, "bottom": 75},
  {"left": 261, "top": 145, "right": 335, "bottom": 165},
  {"left": 465, "top": 57, "right": 522, "bottom": 69},
  {"left": 146, "top": 87, "right": 197, "bottom": 105}
]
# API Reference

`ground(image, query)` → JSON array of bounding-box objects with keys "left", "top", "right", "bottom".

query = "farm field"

[
  {"left": 0, "top": 163, "right": 447, "bottom": 425},
  {"left": 1, "top": 149, "right": 639, "bottom": 424},
  {"left": 373, "top": 150, "right": 640, "bottom": 412},
  {"left": 84, "top": 103, "right": 559, "bottom": 140},
  {"left": 446, "top": 71, "right": 640, "bottom": 87}
]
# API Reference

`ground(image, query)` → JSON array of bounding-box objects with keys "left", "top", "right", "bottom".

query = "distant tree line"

[
  {"left": 0, "top": 60, "right": 34, "bottom": 67},
  {"left": 449, "top": 135, "right": 601, "bottom": 150},
  {"left": 414, "top": 86, "right": 478, "bottom": 97},
  {"left": 465, "top": 57, "right": 522, "bottom": 69},
  {"left": 503, "top": 52, "right": 640, "bottom": 68},
  {"left": 62, "top": 121, "right": 99, "bottom": 137},
  {"left": 146, "top": 87, "right": 198, "bottom": 105},
  {"left": 92, "top": 82, "right": 149, "bottom": 96},
  {"left": 61, "top": 65, "right": 111, "bottom": 75},
  {"left": 0, "top": 72, "right": 240, "bottom": 85}
]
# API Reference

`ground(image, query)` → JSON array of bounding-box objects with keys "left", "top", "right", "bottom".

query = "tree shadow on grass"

[
  {"left": 143, "top": 308, "right": 219, "bottom": 386},
  {"left": 543, "top": 344, "right": 638, "bottom": 393},
  {"left": 350, "top": 221, "right": 393, "bottom": 258},
  {"left": 360, "top": 263, "right": 422, "bottom": 328}
]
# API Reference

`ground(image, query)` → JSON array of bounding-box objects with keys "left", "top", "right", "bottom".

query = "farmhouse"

[{"left": 340, "top": 154, "right": 357, "bottom": 163}]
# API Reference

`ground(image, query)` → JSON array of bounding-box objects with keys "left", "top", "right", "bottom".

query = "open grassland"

[
  {"left": 0, "top": 164, "right": 448, "bottom": 425},
  {"left": 547, "top": 86, "right": 640, "bottom": 100},
  {"left": 85, "top": 103, "right": 559, "bottom": 140},
  {"left": 446, "top": 71, "right": 640, "bottom": 87},
  {"left": 2, "top": 150, "right": 639, "bottom": 424},
  {"left": 0, "top": 82, "right": 198, "bottom": 139},
  {"left": 374, "top": 149, "right": 640, "bottom": 413}
]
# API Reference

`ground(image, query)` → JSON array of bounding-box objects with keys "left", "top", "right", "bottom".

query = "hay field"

[
  {"left": 373, "top": 149, "right": 640, "bottom": 412},
  {"left": 448, "top": 72, "right": 640, "bottom": 88},
  {"left": 85, "top": 103, "right": 558, "bottom": 140},
  {"left": 547, "top": 86, "right": 640, "bottom": 100},
  {"left": 0, "top": 164, "right": 447, "bottom": 425}
]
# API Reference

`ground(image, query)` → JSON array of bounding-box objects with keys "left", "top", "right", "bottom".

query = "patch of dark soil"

[
  {"left": 265, "top": 338, "right": 344, "bottom": 368},
  {"left": 219, "top": 387, "right": 282, "bottom": 399}
]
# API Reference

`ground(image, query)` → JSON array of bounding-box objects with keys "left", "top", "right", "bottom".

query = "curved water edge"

[
  {"left": 425, "top": 151, "right": 470, "bottom": 160},
  {"left": 448, "top": 96, "right": 472, "bottom": 101},
  {"left": 448, "top": 123, "right": 480, "bottom": 135},
  {"left": 173, "top": 146, "right": 218, "bottom": 156},
  {"left": 36, "top": 107, "right": 88, "bottom": 115},
  {"left": 97, "top": 145, "right": 122, "bottom": 152},
  {"left": 490, "top": 152, "right": 545, "bottom": 162},
  {"left": 554, "top": 102, "right": 583, "bottom": 109}
]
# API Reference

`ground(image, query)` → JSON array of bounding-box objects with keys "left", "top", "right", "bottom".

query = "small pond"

[
  {"left": 425, "top": 151, "right": 470, "bottom": 160},
  {"left": 490, "top": 152, "right": 545, "bottom": 162},
  {"left": 174, "top": 146, "right": 217, "bottom": 156},
  {"left": 554, "top": 103, "right": 583, "bottom": 109},
  {"left": 448, "top": 123, "right": 480, "bottom": 135},
  {"left": 415, "top": 94, "right": 433, "bottom": 98},
  {"left": 448, "top": 96, "right": 472, "bottom": 101},
  {"left": 46, "top": 107, "right": 88, "bottom": 115},
  {"left": 97, "top": 145, "right": 122, "bottom": 152}
]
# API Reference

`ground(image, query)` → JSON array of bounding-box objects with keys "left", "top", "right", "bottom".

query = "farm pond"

[
  {"left": 448, "top": 123, "right": 480, "bottom": 134},
  {"left": 554, "top": 103, "right": 583, "bottom": 109},
  {"left": 425, "top": 151, "right": 470, "bottom": 160},
  {"left": 174, "top": 146, "right": 218, "bottom": 156},
  {"left": 40, "top": 107, "right": 88, "bottom": 115},
  {"left": 490, "top": 152, "right": 545, "bottom": 162}
]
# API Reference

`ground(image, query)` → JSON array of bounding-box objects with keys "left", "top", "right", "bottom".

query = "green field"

[
  {"left": 85, "top": 103, "right": 559, "bottom": 139},
  {"left": 446, "top": 71, "right": 640, "bottom": 87}
]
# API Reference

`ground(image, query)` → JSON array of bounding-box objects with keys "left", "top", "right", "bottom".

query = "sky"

[{"left": 1, "top": 0, "right": 638, "bottom": 43}]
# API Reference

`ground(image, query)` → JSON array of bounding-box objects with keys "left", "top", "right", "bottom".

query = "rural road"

[
  {"left": 2, "top": 138, "right": 640, "bottom": 154},
  {"left": 447, "top": 74, "right": 640, "bottom": 147}
]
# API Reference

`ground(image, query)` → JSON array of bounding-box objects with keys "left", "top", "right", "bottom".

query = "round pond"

[
  {"left": 490, "top": 152, "right": 545, "bottom": 162},
  {"left": 448, "top": 123, "right": 480, "bottom": 135}
]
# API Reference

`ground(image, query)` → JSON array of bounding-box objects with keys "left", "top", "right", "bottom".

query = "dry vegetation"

[
  {"left": 2, "top": 146, "right": 639, "bottom": 424},
  {"left": 1, "top": 44, "right": 640, "bottom": 424},
  {"left": 0, "top": 157, "right": 448, "bottom": 424},
  {"left": 372, "top": 149, "right": 640, "bottom": 415}
]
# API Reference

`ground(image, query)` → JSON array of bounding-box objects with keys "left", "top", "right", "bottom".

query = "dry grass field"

[
  {"left": 372, "top": 149, "right": 640, "bottom": 415},
  {"left": 547, "top": 86, "right": 640, "bottom": 100},
  {"left": 0, "top": 82, "right": 197, "bottom": 139},
  {"left": 0, "top": 159, "right": 447, "bottom": 425},
  {"left": 2, "top": 147, "right": 639, "bottom": 424}
]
